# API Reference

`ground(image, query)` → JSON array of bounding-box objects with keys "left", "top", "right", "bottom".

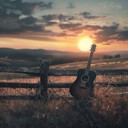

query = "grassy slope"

[
  {"left": 0, "top": 53, "right": 128, "bottom": 128},
  {"left": 0, "top": 48, "right": 128, "bottom": 67},
  {"left": 50, "top": 56, "right": 128, "bottom": 70}
]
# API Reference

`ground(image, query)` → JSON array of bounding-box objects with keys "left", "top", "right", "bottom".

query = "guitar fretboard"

[{"left": 85, "top": 51, "right": 94, "bottom": 75}]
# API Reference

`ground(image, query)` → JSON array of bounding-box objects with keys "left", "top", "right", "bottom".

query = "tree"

[
  {"left": 114, "top": 54, "right": 120, "bottom": 58},
  {"left": 102, "top": 55, "right": 113, "bottom": 59}
]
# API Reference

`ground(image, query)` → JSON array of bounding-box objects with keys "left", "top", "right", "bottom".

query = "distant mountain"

[
  {"left": 0, "top": 48, "right": 127, "bottom": 67},
  {"left": 0, "top": 48, "right": 86, "bottom": 67}
]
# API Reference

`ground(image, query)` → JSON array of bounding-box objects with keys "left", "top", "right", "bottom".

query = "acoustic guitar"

[{"left": 69, "top": 44, "right": 96, "bottom": 99}]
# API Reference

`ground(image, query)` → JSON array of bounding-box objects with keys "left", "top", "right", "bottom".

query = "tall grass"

[
  {"left": 0, "top": 90, "right": 127, "bottom": 128},
  {"left": 0, "top": 60, "right": 128, "bottom": 128}
]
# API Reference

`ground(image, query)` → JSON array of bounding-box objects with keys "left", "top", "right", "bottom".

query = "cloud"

[
  {"left": 42, "top": 14, "right": 75, "bottom": 24},
  {"left": 94, "top": 23, "right": 119, "bottom": 43},
  {"left": 0, "top": 0, "right": 53, "bottom": 17},
  {"left": 18, "top": 16, "right": 37, "bottom": 25},
  {"left": 0, "top": 15, "right": 44, "bottom": 34},
  {"left": 80, "top": 12, "right": 105, "bottom": 19},
  {"left": 0, "top": 26, "right": 21, "bottom": 34},
  {"left": 0, "top": 0, "right": 53, "bottom": 34},
  {"left": 0, "top": 23, "right": 43, "bottom": 34},
  {"left": 20, "top": 1, "right": 53, "bottom": 15},
  {"left": 21, "top": 25, "right": 43, "bottom": 32},
  {"left": 42, "top": 14, "right": 57, "bottom": 23},
  {"left": 0, "top": 0, "right": 21, "bottom": 18},
  {"left": 46, "top": 21, "right": 58, "bottom": 26},
  {"left": 59, "top": 23, "right": 82, "bottom": 30},
  {"left": 85, "top": 23, "right": 128, "bottom": 43},
  {"left": 58, "top": 14, "right": 75, "bottom": 22},
  {"left": 84, "top": 25, "right": 102, "bottom": 30},
  {"left": 116, "top": 30, "right": 128, "bottom": 41}
]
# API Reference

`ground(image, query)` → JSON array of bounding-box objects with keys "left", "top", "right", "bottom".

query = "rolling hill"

[{"left": 0, "top": 48, "right": 128, "bottom": 67}]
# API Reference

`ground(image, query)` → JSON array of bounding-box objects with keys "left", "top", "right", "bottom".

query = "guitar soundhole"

[{"left": 81, "top": 75, "right": 89, "bottom": 83}]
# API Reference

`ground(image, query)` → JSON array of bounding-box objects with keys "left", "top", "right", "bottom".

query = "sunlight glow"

[{"left": 78, "top": 37, "right": 93, "bottom": 52}]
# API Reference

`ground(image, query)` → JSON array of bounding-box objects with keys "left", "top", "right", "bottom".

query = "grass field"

[
  {"left": 0, "top": 57, "right": 128, "bottom": 128},
  {"left": 50, "top": 56, "right": 128, "bottom": 70}
]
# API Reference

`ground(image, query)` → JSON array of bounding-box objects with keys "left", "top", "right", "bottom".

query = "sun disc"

[{"left": 78, "top": 37, "right": 93, "bottom": 52}]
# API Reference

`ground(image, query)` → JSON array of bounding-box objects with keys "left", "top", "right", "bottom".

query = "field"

[{"left": 0, "top": 57, "right": 128, "bottom": 128}]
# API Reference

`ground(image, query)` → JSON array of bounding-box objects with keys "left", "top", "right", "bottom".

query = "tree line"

[{"left": 102, "top": 54, "right": 120, "bottom": 59}]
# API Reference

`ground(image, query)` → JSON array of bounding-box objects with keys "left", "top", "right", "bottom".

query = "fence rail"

[
  {"left": 0, "top": 61, "right": 128, "bottom": 100},
  {"left": 0, "top": 82, "right": 128, "bottom": 89},
  {"left": 0, "top": 68, "right": 128, "bottom": 76}
]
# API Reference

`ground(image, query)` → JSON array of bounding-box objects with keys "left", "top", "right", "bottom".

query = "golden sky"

[{"left": 0, "top": 0, "right": 128, "bottom": 52}]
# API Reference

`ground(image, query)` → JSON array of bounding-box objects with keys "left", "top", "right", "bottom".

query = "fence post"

[{"left": 39, "top": 60, "right": 49, "bottom": 99}]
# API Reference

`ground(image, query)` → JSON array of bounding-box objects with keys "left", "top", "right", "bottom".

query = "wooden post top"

[{"left": 40, "top": 60, "right": 49, "bottom": 76}]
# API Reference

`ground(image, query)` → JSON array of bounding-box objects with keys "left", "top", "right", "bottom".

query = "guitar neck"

[{"left": 85, "top": 51, "right": 94, "bottom": 75}]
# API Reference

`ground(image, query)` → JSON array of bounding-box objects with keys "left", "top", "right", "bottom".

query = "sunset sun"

[{"left": 78, "top": 37, "right": 93, "bottom": 52}]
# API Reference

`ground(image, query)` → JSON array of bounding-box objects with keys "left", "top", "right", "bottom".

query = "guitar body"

[{"left": 70, "top": 69, "right": 96, "bottom": 99}]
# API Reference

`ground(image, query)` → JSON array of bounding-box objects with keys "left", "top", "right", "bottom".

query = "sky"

[{"left": 0, "top": 0, "right": 128, "bottom": 52}]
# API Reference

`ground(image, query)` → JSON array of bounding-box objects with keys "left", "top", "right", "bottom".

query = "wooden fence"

[{"left": 0, "top": 60, "right": 128, "bottom": 100}]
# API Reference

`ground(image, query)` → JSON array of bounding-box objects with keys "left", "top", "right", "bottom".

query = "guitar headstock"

[{"left": 90, "top": 44, "right": 96, "bottom": 53}]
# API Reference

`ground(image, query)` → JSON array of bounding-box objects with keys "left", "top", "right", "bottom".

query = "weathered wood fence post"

[{"left": 39, "top": 60, "right": 49, "bottom": 99}]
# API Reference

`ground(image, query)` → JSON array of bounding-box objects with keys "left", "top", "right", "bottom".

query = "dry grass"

[
  {"left": 0, "top": 77, "right": 128, "bottom": 128},
  {"left": 0, "top": 59, "right": 128, "bottom": 128},
  {"left": 0, "top": 88, "right": 128, "bottom": 128}
]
